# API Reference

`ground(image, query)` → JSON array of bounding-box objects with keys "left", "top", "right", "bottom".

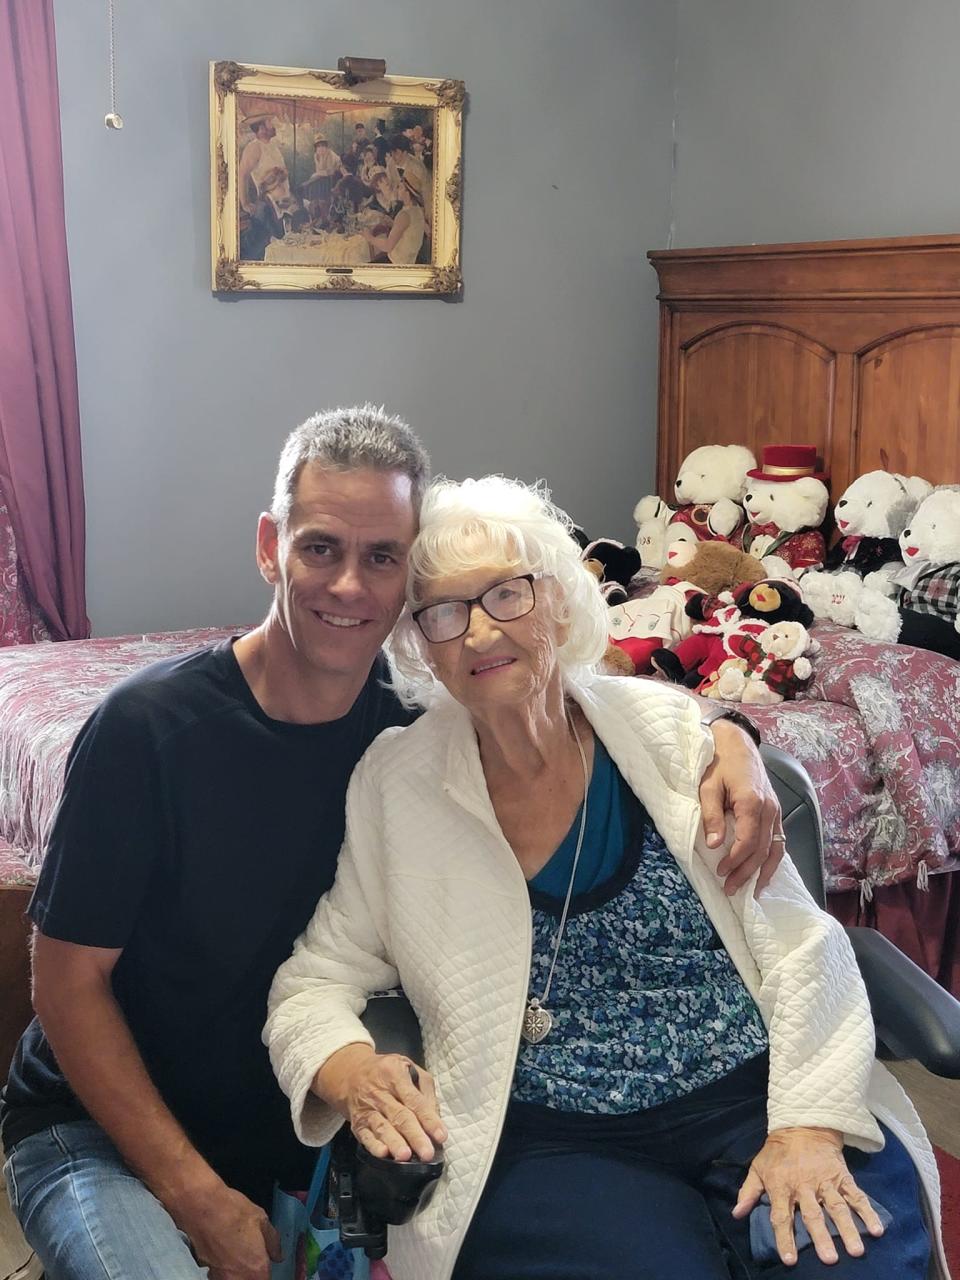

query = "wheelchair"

[{"left": 329, "top": 745, "right": 960, "bottom": 1260}]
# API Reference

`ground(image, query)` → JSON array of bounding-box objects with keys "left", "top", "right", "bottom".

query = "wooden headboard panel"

[{"left": 648, "top": 234, "right": 960, "bottom": 501}]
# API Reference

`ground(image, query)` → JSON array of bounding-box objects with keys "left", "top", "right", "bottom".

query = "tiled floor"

[{"left": 888, "top": 1060, "right": 960, "bottom": 1159}]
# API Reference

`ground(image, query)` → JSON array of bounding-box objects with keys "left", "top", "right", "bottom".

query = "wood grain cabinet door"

[
  {"left": 676, "top": 320, "right": 835, "bottom": 472},
  {"left": 856, "top": 326, "right": 960, "bottom": 481}
]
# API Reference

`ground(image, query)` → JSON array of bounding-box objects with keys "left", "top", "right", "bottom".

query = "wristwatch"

[{"left": 699, "top": 702, "right": 762, "bottom": 748}]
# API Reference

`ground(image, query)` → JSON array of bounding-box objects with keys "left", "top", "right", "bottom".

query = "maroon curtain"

[{"left": 0, "top": 0, "right": 88, "bottom": 640}]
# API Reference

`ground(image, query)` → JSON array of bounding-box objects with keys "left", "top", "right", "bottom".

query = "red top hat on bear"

[{"left": 746, "top": 444, "right": 829, "bottom": 484}]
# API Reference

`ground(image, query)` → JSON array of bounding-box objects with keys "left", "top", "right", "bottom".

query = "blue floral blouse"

[{"left": 512, "top": 741, "right": 769, "bottom": 1113}]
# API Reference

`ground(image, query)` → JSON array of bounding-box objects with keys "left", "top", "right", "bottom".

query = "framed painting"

[{"left": 210, "top": 61, "right": 464, "bottom": 295}]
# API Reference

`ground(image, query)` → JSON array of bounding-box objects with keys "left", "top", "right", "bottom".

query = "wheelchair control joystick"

[{"left": 331, "top": 1124, "right": 444, "bottom": 1259}]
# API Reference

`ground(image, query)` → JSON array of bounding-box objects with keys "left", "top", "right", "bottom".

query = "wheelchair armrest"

[
  {"left": 360, "top": 992, "right": 425, "bottom": 1060},
  {"left": 846, "top": 926, "right": 960, "bottom": 1078}
]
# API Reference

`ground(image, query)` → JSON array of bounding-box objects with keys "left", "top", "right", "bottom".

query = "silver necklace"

[{"left": 521, "top": 711, "right": 589, "bottom": 1045}]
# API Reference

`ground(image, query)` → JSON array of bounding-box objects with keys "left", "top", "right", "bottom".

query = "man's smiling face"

[{"left": 257, "top": 462, "right": 417, "bottom": 683}]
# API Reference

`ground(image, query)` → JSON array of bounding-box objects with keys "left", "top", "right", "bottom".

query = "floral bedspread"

[
  {"left": 2, "top": 617, "right": 958, "bottom": 895},
  {"left": 737, "top": 623, "right": 960, "bottom": 894},
  {"left": 627, "top": 564, "right": 960, "bottom": 894},
  {"left": 0, "top": 837, "right": 35, "bottom": 887},
  {"left": 0, "top": 627, "right": 241, "bottom": 873}
]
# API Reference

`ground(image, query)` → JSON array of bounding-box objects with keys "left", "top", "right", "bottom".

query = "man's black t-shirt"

[{"left": 0, "top": 640, "right": 414, "bottom": 1207}]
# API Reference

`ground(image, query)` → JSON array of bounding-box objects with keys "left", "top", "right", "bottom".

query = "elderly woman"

[{"left": 266, "top": 476, "right": 942, "bottom": 1280}]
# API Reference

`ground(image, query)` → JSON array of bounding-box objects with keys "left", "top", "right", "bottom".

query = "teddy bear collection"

[{"left": 581, "top": 443, "right": 960, "bottom": 705}]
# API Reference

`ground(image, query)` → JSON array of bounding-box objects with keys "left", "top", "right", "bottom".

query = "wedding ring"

[{"left": 771, "top": 834, "right": 787, "bottom": 844}]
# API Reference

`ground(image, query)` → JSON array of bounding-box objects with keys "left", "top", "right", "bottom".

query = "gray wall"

[
  {"left": 673, "top": 0, "right": 960, "bottom": 248},
  {"left": 53, "top": 0, "right": 676, "bottom": 635}
]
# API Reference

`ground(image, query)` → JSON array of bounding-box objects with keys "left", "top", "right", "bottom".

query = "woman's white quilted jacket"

[{"left": 266, "top": 675, "right": 946, "bottom": 1280}]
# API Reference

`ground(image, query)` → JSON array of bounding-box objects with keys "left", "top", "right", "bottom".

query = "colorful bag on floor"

[{"left": 271, "top": 1146, "right": 371, "bottom": 1280}]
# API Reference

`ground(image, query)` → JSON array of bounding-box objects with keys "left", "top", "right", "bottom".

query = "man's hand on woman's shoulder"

[{"left": 699, "top": 717, "right": 785, "bottom": 897}]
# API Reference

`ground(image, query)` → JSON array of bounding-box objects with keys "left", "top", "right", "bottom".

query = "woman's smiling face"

[{"left": 418, "top": 566, "right": 563, "bottom": 714}]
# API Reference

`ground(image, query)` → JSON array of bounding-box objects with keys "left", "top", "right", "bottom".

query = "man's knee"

[{"left": 6, "top": 1123, "right": 205, "bottom": 1280}]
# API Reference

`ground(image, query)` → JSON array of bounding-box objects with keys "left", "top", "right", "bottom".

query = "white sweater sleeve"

[
  {"left": 264, "top": 739, "right": 401, "bottom": 1148},
  {"left": 738, "top": 855, "right": 884, "bottom": 1152}
]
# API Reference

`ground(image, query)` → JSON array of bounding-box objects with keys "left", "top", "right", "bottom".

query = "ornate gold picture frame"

[{"left": 210, "top": 61, "right": 464, "bottom": 295}]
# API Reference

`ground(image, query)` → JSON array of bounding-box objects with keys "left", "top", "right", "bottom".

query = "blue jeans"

[{"left": 3, "top": 1121, "right": 207, "bottom": 1279}]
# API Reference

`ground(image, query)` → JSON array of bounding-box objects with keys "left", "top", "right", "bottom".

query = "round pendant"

[{"left": 521, "top": 999, "right": 553, "bottom": 1044}]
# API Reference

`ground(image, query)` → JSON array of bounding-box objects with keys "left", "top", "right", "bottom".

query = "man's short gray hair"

[
  {"left": 390, "top": 475, "right": 610, "bottom": 708},
  {"left": 271, "top": 404, "right": 431, "bottom": 527}
]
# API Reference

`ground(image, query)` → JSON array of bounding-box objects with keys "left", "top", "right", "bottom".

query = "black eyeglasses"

[{"left": 412, "top": 573, "right": 542, "bottom": 643}]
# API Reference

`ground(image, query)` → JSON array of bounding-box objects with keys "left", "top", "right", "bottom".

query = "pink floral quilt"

[
  {"left": 0, "top": 837, "right": 34, "bottom": 887},
  {"left": 627, "top": 563, "right": 960, "bottom": 895},
  {"left": 0, "top": 628, "right": 241, "bottom": 873},
  {"left": 735, "top": 622, "right": 960, "bottom": 894}
]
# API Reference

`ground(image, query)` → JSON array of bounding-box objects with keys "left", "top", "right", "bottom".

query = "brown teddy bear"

[{"left": 659, "top": 539, "right": 767, "bottom": 597}]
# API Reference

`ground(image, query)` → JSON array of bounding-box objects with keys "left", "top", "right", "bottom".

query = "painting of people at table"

[{"left": 236, "top": 94, "right": 435, "bottom": 266}]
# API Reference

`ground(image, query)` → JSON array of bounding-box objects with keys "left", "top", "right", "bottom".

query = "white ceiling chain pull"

[{"left": 104, "top": 0, "right": 123, "bottom": 129}]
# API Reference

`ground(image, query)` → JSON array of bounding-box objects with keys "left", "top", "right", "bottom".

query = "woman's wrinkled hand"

[
  {"left": 732, "top": 1126, "right": 885, "bottom": 1266},
  {"left": 313, "top": 1042, "right": 447, "bottom": 1162}
]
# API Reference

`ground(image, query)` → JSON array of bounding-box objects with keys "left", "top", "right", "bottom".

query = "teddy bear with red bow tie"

[{"left": 800, "top": 470, "right": 932, "bottom": 626}]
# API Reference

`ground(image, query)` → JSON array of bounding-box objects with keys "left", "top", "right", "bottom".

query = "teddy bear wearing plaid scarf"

[
  {"left": 713, "top": 620, "right": 820, "bottom": 705},
  {"left": 853, "top": 488, "right": 960, "bottom": 661}
]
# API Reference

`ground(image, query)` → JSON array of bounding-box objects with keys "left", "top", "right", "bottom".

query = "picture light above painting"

[{"left": 210, "top": 60, "right": 464, "bottom": 296}]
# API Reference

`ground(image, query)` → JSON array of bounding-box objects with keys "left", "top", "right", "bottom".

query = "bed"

[
  {"left": 0, "top": 626, "right": 242, "bottom": 875},
  {"left": 647, "top": 232, "right": 960, "bottom": 993}
]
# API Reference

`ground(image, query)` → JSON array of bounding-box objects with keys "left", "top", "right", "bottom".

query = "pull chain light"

[{"left": 104, "top": 0, "right": 123, "bottom": 129}]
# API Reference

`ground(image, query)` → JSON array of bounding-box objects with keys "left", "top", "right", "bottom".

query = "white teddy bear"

[
  {"left": 851, "top": 487, "right": 960, "bottom": 659},
  {"left": 632, "top": 495, "right": 676, "bottom": 570},
  {"left": 715, "top": 620, "right": 821, "bottom": 705},
  {"left": 801, "top": 471, "right": 932, "bottom": 624},
  {"left": 634, "top": 444, "right": 756, "bottom": 569}
]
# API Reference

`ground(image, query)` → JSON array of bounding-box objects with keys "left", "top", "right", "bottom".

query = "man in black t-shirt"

[
  {"left": 1, "top": 406, "right": 426, "bottom": 1280},
  {"left": 1, "top": 405, "right": 784, "bottom": 1280}
]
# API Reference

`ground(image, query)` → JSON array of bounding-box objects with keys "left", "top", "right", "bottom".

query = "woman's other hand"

[
  {"left": 313, "top": 1042, "right": 447, "bottom": 1162},
  {"left": 732, "top": 1126, "right": 885, "bottom": 1266}
]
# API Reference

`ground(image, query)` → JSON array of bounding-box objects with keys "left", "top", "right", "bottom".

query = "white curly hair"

[{"left": 389, "top": 475, "right": 609, "bottom": 708}]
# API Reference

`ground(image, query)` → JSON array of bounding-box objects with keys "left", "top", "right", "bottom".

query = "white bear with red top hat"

[{"left": 735, "top": 445, "right": 830, "bottom": 579}]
